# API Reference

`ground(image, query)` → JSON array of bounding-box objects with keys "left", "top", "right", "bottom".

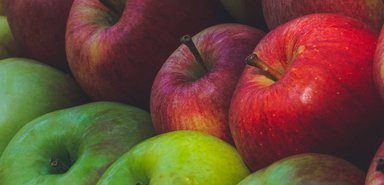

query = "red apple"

[
  {"left": 374, "top": 25, "right": 384, "bottom": 102},
  {"left": 262, "top": 0, "right": 384, "bottom": 32},
  {"left": 4, "top": 0, "right": 74, "bottom": 71},
  {"left": 219, "top": 0, "right": 267, "bottom": 30},
  {"left": 150, "top": 23, "right": 265, "bottom": 143},
  {"left": 229, "top": 13, "right": 384, "bottom": 171},
  {"left": 66, "top": 0, "right": 230, "bottom": 110},
  {"left": 366, "top": 142, "right": 384, "bottom": 185}
]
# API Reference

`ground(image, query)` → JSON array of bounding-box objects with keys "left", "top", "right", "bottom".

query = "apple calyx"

[
  {"left": 376, "top": 159, "right": 384, "bottom": 172},
  {"left": 180, "top": 35, "right": 208, "bottom": 72},
  {"left": 246, "top": 53, "right": 283, "bottom": 81},
  {"left": 99, "top": 0, "right": 123, "bottom": 24}
]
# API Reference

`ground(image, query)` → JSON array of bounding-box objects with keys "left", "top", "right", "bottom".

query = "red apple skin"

[
  {"left": 66, "top": 0, "right": 230, "bottom": 110},
  {"left": 4, "top": 0, "right": 74, "bottom": 71},
  {"left": 374, "top": 26, "right": 384, "bottom": 102},
  {"left": 150, "top": 24, "right": 265, "bottom": 144},
  {"left": 229, "top": 13, "right": 384, "bottom": 171},
  {"left": 366, "top": 142, "right": 384, "bottom": 185},
  {"left": 262, "top": 0, "right": 384, "bottom": 32}
]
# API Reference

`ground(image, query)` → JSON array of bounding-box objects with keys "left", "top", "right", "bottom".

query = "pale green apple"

[
  {"left": 0, "top": 16, "right": 20, "bottom": 58},
  {"left": 237, "top": 153, "right": 365, "bottom": 185},
  {"left": 97, "top": 130, "right": 250, "bottom": 185},
  {"left": 0, "top": 58, "right": 87, "bottom": 156},
  {"left": 0, "top": 101, "right": 155, "bottom": 185}
]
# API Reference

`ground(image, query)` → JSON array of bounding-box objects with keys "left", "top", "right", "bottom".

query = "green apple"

[
  {"left": 0, "top": 16, "right": 20, "bottom": 58},
  {"left": 0, "top": 101, "right": 155, "bottom": 185},
  {"left": 97, "top": 130, "right": 250, "bottom": 185},
  {"left": 0, "top": 58, "right": 87, "bottom": 156},
  {"left": 238, "top": 153, "right": 365, "bottom": 185}
]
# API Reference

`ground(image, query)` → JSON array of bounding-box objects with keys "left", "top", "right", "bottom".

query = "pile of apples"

[{"left": 1, "top": 0, "right": 384, "bottom": 184}]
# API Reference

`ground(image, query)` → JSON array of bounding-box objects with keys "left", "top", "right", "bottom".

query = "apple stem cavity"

[
  {"left": 99, "top": 0, "right": 123, "bottom": 24},
  {"left": 180, "top": 35, "right": 208, "bottom": 72},
  {"left": 246, "top": 53, "right": 283, "bottom": 81},
  {"left": 376, "top": 159, "right": 384, "bottom": 173}
]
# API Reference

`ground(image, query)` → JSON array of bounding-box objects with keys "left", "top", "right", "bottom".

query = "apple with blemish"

[{"left": 365, "top": 142, "right": 384, "bottom": 185}]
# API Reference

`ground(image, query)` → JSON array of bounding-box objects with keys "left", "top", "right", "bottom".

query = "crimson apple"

[
  {"left": 4, "top": 0, "right": 74, "bottom": 71},
  {"left": 150, "top": 23, "right": 264, "bottom": 143},
  {"left": 66, "top": 0, "right": 230, "bottom": 110},
  {"left": 229, "top": 13, "right": 384, "bottom": 171},
  {"left": 262, "top": 0, "right": 384, "bottom": 32},
  {"left": 365, "top": 142, "right": 384, "bottom": 185}
]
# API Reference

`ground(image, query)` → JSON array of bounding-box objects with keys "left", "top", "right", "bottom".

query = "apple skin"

[
  {"left": 238, "top": 153, "right": 365, "bottom": 184},
  {"left": 96, "top": 130, "right": 250, "bottom": 185},
  {"left": 0, "top": 101, "right": 155, "bottom": 185},
  {"left": 229, "top": 13, "right": 384, "bottom": 171},
  {"left": 0, "top": 16, "right": 20, "bottom": 59},
  {"left": 0, "top": 58, "right": 87, "bottom": 156},
  {"left": 66, "top": 0, "right": 230, "bottom": 110},
  {"left": 374, "top": 26, "right": 384, "bottom": 102},
  {"left": 4, "top": 0, "right": 74, "bottom": 71},
  {"left": 262, "top": 0, "right": 384, "bottom": 32},
  {"left": 150, "top": 23, "right": 265, "bottom": 144},
  {"left": 219, "top": 0, "right": 267, "bottom": 30},
  {"left": 365, "top": 142, "right": 384, "bottom": 185}
]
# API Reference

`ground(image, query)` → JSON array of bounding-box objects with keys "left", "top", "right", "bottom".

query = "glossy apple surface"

[
  {"left": 229, "top": 13, "right": 384, "bottom": 171},
  {"left": 66, "top": 0, "right": 229, "bottom": 110},
  {"left": 238, "top": 153, "right": 365, "bottom": 184},
  {"left": 220, "top": 0, "right": 267, "bottom": 29},
  {"left": 150, "top": 23, "right": 265, "bottom": 143},
  {"left": 365, "top": 142, "right": 384, "bottom": 185},
  {"left": 0, "top": 102, "right": 155, "bottom": 185},
  {"left": 96, "top": 130, "right": 250, "bottom": 185},
  {"left": 262, "top": 0, "right": 384, "bottom": 31},
  {"left": 0, "top": 16, "right": 20, "bottom": 59},
  {"left": 0, "top": 58, "right": 87, "bottom": 156},
  {"left": 4, "top": 0, "right": 74, "bottom": 71}
]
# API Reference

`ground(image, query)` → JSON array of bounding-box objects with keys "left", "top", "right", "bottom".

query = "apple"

[
  {"left": 262, "top": 0, "right": 384, "bottom": 31},
  {"left": 374, "top": 25, "right": 384, "bottom": 102},
  {"left": 365, "top": 142, "right": 384, "bottom": 185},
  {"left": 0, "top": 58, "right": 87, "bottom": 156},
  {"left": 0, "top": 101, "right": 155, "bottom": 185},
  {"left": 238, "top": 153, "right": 365, "bottom": 184},
  {"left": 4, "top": 0, "right": 74, "bottom": 71},
  {"left": 220, "top": 0, "right": 267, "bottom": 30},
  {"left": 150, "top": 23, "right": 265, "bottom": 144},
  {"left": 66, "top": 0, "right": 230, "bottom": 110},
  {"left": 96, "top": 130, "right": 249, "bottom": 185},
  {"left": 229, "top": 13, "right": 384, "bottom": 171},
  {"left": 0, "top": 16, "right": 20, "bottom": 59}
]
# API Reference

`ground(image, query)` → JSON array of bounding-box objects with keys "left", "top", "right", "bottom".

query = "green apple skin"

[
  {"left": 0, "top": 16, "right": 20, "bottom": 58},
  {"left": 0, "top": 58, "right": 87, "bottom": 156},
  {"left": 238, "top": 153, "right": 365, "bottom": 185},
  {"left": 97, "top": 130, "right": 250, "bottom": 185},
  {"left": 0, "top": 101, "right": 155, "bottom": 185}
]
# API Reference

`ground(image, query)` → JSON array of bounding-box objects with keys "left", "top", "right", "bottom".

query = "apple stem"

[
  {"left": 246, "top": 54, "right": 283, "bottom": 81},
  {"left": 180, "top": 35, "right": 208, "bottom": 72},
  {"left": 376, "top": 159, "right": 384, "bottom": 172}
]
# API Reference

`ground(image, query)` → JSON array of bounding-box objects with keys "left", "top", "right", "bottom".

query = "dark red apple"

[
  {"left": 150, "top": 23, "right": 265, "bottom": 143},
  {"left": 229, "top": 13, "right": 384, "bottom": 171},
  {"left": 66, "top": 0, "right": 230, "bottom": 110},
  {"left": 4, "top": 0, "right": 74, "bottom": 71},
  {"left": 262, "top": 0, "right": 384, "bottom": 32}
]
